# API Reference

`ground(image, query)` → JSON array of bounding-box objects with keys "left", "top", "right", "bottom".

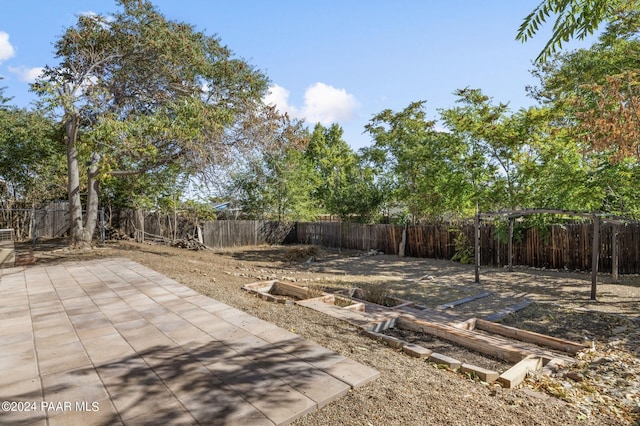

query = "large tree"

[
  {"left": 303, "top": 123, "right": 382, "bottom": 222},
  {"left": 224, "top": 114, "right": 318, "bottom": 221},
  {"left": 440, "top": 89, "right": 535, "bottom": 211},
  {"left": 517, "top": 0, "right": 639, "bottom": 61},
  {"left": 526, "top": 21, "right": 640, "bottom": 216},
  {"left": 0, "top": 81, "right": 65, "bottom": 208},
  {"left": 34, "top": 0, "right": 269, "bottom": 247},
  {"left": 364, "top": 101, "right": 471, "bottom": 222}
]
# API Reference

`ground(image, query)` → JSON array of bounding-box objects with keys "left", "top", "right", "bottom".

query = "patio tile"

[
  {"left": 110, "top": 383, "right": 193, "bottom": 424},
  {"left": 0, "top": 376, "right": 41, "bottom": 400},
  {"left": 33, "top": 324, "right": 77, "bottom": 340},
  {"left": 42, "top": 368, "right": 110, "bottom": 404},
  {"left": 1, "top": 338, "right": 34, "bottom": 356},
  {"left": 38, "top": 351, "right": 93, "bottom": 376},
  {"left": 178, "top": 383, "right": 275, "bottom": 425},
  {"left": 46, "top": 399, "right": 121, "bottom": 426},
  {"left": 82, "top": 334, "right": 136, "bottom": 364},
  {"left": 321, "top": 357, "right": 381, "bottom": 389},
  {"left": 0, "top": 330, "right": 33, "bottom": 345},
  {"left": 75, "top": 324, "right": 119, "bottom": 340},
  {"left": 0, "top": 363, "right": 39, "bottom": 386},
  {"left": 0, "top": 408, "right": 47, "bottom": 425}
]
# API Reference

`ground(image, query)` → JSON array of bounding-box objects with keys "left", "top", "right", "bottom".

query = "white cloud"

[
  {"left": 264, "top": 82, "right": 359, "bottom": 125},
  {"left": 0, "top": 32, "right": 16, "bottom": 63},
  {"left": 79, "top": 11, "right": 113, "bottom": 27},
  {"left": 264, "top": 84, "right": 300, "bottom": 117},
  {"left": 303, "top": 82, "right": 359, "bottom": 125},
  {"left": 8, "top": 66, "right": 43, "bottom": 83}
]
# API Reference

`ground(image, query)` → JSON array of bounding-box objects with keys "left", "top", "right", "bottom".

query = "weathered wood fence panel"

[
  {"left": 203, "top": 221, "right": 292, "bottom": 248},
  {"left": 295, "top": 222, "right": 404, "bottom": 254},
  {"left": 117, "top": 210, "right": 293, "bottom": 247},
  {"left": 406, "top": 225, "right": 460, "bottom": 259},
  {"left": 112, "top": 212, "right": 640, "bottom": 274},
  {"left": 295, "top": 221, "right": 640, "bottom": 274},
  {"left": 0, "top": 202, "right": 70, "bottom": 240}
]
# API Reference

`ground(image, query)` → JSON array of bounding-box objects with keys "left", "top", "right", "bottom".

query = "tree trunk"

[
  {"left": 82, "top": 151, "right": 102, "bottom": 244},
  {"left": 65, "top": 113, "right": 87, "bottom": 248},
  {"left": 65, "top": 107, "right": 102, "bottom": 248}
]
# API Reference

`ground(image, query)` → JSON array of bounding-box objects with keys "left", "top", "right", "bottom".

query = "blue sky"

[{"left": 0, "top": 1, "right": 597, "bottom": 150}]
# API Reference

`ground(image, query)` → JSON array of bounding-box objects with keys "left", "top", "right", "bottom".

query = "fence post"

[
  {"left": 508, "top": 217, "right": 514, "bottom": 272},
  {"left": 31, "top": 206, "right": 36, "bottom": 250},
  {"left": 612, "top": 224, "right": 619, "bottom": 283},
  {"left": 474, "top": 214, "right": 480, "bottom": 283},
  {"left": 591, "top": 215, "right": 600, "bottom": 300},
  {"left": 100, "top": 209, "right": 105, "bottom": 244}
]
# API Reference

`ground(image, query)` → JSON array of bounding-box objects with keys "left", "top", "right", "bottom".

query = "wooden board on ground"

[
  {"left": 474, "top": 319, "right": 590, "bottom": 354},
  {"left": 397, "top": 317, "right": 529, "bottom": 363},
  {"left": 498, "top": 356, "right": 544, "bottom": 388}
]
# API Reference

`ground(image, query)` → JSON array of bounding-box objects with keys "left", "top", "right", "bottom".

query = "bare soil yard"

[{"left": 27, "top": 241, "right": 640, "bottom": 425}]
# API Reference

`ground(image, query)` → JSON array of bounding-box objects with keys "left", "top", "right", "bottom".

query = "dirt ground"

[{"left": 25, "top": 240, "right": 640, "bottom": 425}]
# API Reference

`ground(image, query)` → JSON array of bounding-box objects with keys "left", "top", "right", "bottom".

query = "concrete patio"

[{"left": 0, "top": 258, "right": 379, "bottom": 425}]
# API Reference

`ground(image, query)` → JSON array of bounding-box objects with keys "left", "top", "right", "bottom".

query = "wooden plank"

[
  {"left": 498, "top": 356, "right": 543, "bottom": 388},
  {"left": 460, "top": 363, "right": 499, "bottom": 383},
  {"left": 429, "top": 352, "right": 462, "bottom": 369},
  {"left": 437, "top": 292, "right": 492, "bottom": 310},
  {"left": 272, "top": 281, "right": 312, "bottom": 300},
  {"left": 397, "top": 317, "right": 528, "bottom": 363},
  {"left": 451, "top": 318, "right": 477, "bottom": 330},
  {"left": 402, "top": 343, "right": 432, "bottom": 358},
  {"left": 483, "top": 299, "right": 532, "bottom": 322},
  {"left": 474, "top": 319, "right": 589, "bottom": 354}
]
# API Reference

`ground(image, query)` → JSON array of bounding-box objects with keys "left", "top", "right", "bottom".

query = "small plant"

[
  {"left": 451, "top": 230, "right": 474, "bottom": 264},
  {"left": 284, "top": 245, "right": 320, "bottom": 262},
  {"left": 334, "top": 295, "right": 354, "bottom": 307},
  {"left": 363, "top": 283, "right": 392, "bottom": 306},
  {"left": 464, "top": 371, "right": 480, "bottom": 382},
  {"left": 306, "top": 284, "right": 325, "bottom": 299}
]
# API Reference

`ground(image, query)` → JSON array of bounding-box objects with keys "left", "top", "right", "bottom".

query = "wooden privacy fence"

[
  {"left": 295, "top": 222, "right": 459, "bottom": 259},
  {"left": 202, "top": 221, "right": 293, "bottom": 248},
  {"left": 296, "top": 221, "right": 640, "bottom": 274},
  {"left": 0, "top": 202, "right": 70, "bottom": 241},
  {"left": 113, "top": 212, "right": 640, "bottom": 274},
  {"left": 116, "top": 210, "right": 292, "bottom": 248},
  {"left": 471, "top": 222, "right": 640, "bottom": 275},
  {"left": 294, "top": 222, "right": 403, "bottom": 254}
]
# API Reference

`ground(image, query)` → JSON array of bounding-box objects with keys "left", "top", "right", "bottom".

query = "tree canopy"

[
  {"left": 517, "top": 0, "right": 640, "bottom": 61},
  {"left": 34, "top": 0, "right": 270, "bottom": 246}
]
